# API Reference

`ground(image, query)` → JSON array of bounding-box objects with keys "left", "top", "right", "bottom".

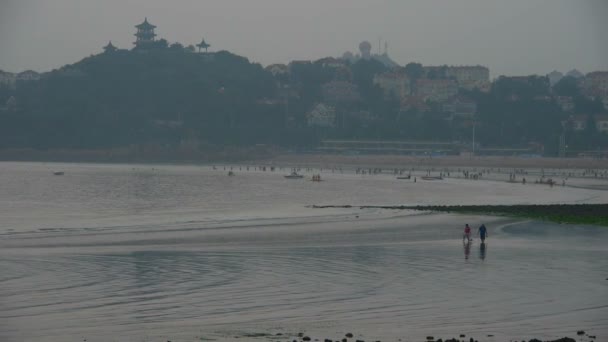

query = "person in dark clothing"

[{"left": 478, "top": 224, "right": 488, "bottom": 242}]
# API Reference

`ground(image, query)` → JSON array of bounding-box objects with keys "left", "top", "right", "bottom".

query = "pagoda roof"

[
  {"left": 197, "top": 38, "right": 210, "bottom": 48},
  {"left": 136, "top": 18, "right": 156, "bottom": 29},
  {"left": 103, "top": 41, "right": 117, "bottom": 50}
]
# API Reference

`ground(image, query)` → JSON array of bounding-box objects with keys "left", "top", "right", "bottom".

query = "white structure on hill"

[{"left": 307, "top": 103, "right": 336, "bottom": 128}]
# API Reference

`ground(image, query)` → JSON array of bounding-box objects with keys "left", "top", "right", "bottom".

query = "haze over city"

[{"left": 1, "top": 0, "right": 607, "bottom": 76}]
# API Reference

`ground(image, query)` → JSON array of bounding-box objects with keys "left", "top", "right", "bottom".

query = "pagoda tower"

[
  {"left": 196, "top": 38, "right": 210, "bottom": 53},
  {"left": 134, "top": 18, "right": 157, "bottom": 48},
  {"left": 103, "top": 41, "right": 117, "bottom": 53}
]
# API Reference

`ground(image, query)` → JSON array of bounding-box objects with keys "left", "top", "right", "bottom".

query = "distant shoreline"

[
  {"left": 2, "top": 148, "right": 608, "bottom": 169},
  {"left": 265, "top": 153, "right": 608, "bottom": 170}
]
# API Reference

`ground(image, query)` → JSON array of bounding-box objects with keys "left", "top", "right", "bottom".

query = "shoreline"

[
  {"left": 265, "top": 153, "right": 608, "bottom": 170},
  {"left": 2, "top": 149, "right": 608, "bottom": 169}
]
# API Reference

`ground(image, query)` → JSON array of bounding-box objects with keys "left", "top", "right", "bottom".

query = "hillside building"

[
  {"left": 196, "top": 38, "right": 211, "bottom": 53},
  {"left": 103, "top": 41, "right": 118, "bottom": 53},
  {"left": 567, "top": 114, "right": 608, "bottom": 133},
  {"left": 416, "top": 79, "right": 458, "bottom": 102},
  {"left": 16, "top": 70, "right": 41, "bottom": 82},
  {"left": 445, "top": 65, "right": 490, "bottom": 90},
  {"left": 0, "top": 70, "right": 16, "bottom": 88},
  {"left": 441, "top": 96, "right": 477, "bottom": 118},
  {"left": 307, "top": 103, "right": 336, "bottom": 128},
  {"left": 555, "top": 96, "right": 575, "bottom": 112},
  {"left": 373, "top": 72, "right": 411, "bottom": 99},
  {"left": 583, "top": 71, "right": 608, "bottom": 99}
]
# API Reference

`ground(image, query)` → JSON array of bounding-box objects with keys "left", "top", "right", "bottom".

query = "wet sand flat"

[{"left": 0, "top": 162, "right": 606, "bottom": 342}]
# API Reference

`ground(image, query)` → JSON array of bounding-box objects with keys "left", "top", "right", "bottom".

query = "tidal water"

[{"left": 0, "top": 162, "right": 607, "bottom": 342}]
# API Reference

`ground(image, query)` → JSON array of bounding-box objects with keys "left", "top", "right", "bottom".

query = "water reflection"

[
  {"left": 463, "top": 240, "right": 471, "bottom": 260},
  {"left": 479, "top": 243, "right": 487, "bottom": 261}
]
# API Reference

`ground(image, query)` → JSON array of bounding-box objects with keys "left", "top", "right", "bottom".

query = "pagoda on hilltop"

[
  {"left": 103, "top": 41, "right": 117, "bottom": 53},
  {"left": 134, "top": 18, "right": 157, "bottom": 48},
  {"left": 196, "top": 38, "right": 211, "bottom": 53}
]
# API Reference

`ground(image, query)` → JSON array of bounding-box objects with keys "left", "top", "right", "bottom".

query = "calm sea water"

[{"left": 0, "top": 162, "right": 607, "bottom": 342}]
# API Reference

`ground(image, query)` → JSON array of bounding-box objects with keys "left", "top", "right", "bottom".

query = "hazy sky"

[{"left": 1, "top": 0, "right": 607, "bottom": 77}]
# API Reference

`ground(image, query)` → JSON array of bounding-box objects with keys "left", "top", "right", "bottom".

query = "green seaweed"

[{"left": 405, "top": 204, "right": 608, "bottom": 227}]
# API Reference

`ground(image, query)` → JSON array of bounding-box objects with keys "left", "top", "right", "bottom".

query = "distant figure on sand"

[
  {"left": 478, "top": 224, "right": 488, "bottom": 242},
  {"left": 463, "top": 224, "right": 472, "bottom": 242}
]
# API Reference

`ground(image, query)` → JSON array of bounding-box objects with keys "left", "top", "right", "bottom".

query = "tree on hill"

[
  {"left": 404, "top": 62, "right": 424, "bottom": 80},
  {"left": 404, "top": 62, "right": 424, "bottom": 95},
  {"left": 552, "top": 76, "right": 579, "bottom": 97}
]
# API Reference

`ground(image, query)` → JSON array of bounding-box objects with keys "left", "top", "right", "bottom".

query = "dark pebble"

[
  {"left": 469, "top": 338, "right": 474, "bottom": 342},
  {"left": 345, "top": 333, "right": 354, "bottom": 338},
  {"left": 437, "top": 339, "right": 443, "bottom": 342},
  {"left": 459, "top": 335, "right": 465, "bottom": 338},
  {"left": 325, "top": 339, "right": 332, "bottom": 342},
  {"left": 303, "top": 337, "right": 311, "bottom": 341},
  {"left": 426, "top": 337, "right": 434, "bottom": 341},
  {"left": 298, "top": 333, "right": 304, "bottom": 337},
  {"left": 355, "top": 340, "right": 364, "bottom": 342},
  {"left": 547, "top": 338, "right": 575, "bottom": 342},
  {"left": 588, "top": 336, "right": 596, "bottom": 339},
  {"left": 342, "top": 339, "right": 348, "bottom": 342},
  {"left": 528, "top": 339, "right": 542, "bottom": 342},
  {"left": 276, "top": 333, "right": 283, "bottom": 336},
  {"left": 577, "top": 331, "right": 585, "bottom": 335}
]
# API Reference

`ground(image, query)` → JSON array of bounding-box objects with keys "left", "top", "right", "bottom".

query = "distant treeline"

[{"left": 0, "top": 47, "right": 606, "bottom": 155}]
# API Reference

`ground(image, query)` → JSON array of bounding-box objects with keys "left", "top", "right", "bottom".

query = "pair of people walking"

[{"left": 463, "top": 224, "right": 488, "bottom": 242}]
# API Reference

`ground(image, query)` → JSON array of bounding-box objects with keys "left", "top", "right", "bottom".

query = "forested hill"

[
  {"left": 1, "top": 47, "right": 607, "bottom": 156},
  {"left": 0, "top": 49, "right": 281, "bottom": 149}
]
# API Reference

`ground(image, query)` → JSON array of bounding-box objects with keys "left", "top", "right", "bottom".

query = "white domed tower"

[{"left": 359, "top": 41, "right": 372, "bottom": 60}]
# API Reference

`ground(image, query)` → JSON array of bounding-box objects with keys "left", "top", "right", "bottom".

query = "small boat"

[
  {"left": 421, "top": 176, "right": 443, "bottom": 181},
  {"left": 397, "top": 175, "right": 411, "bottom": 180},
  {"left": 284, "top": 171, "right": 304, "bottom": 179},
  {"left": 53, "top": 171, "right": 65, "bottom": 176}
]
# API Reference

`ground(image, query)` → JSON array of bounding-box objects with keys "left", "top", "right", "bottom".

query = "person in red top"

[{"left": 463, "top": 224, "right": 472, "bottom": 242}]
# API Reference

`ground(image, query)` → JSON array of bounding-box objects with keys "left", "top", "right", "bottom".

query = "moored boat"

[{"left": 284, "top": 171, "right": 304, "bottom": 179}]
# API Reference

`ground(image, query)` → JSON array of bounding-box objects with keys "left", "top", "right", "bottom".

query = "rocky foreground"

[{"left": 214, "top": 330, "right": 597, "bottom": 342}]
